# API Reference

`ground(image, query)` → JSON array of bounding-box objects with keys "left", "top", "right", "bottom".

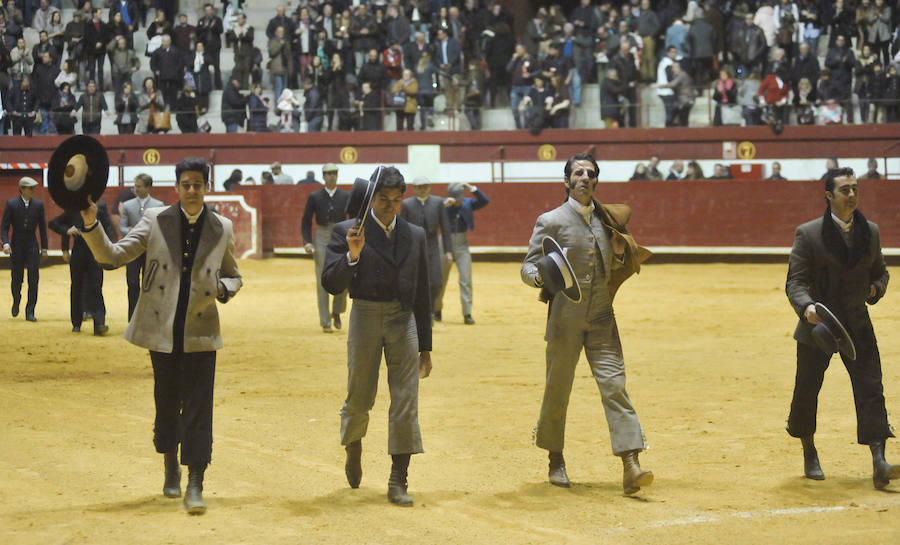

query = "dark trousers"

[
  {"left": 12, "top": 115, "right": 35, "bottom": 136},
  {"left": 69, "top": 255, "right": 105, "bottom": 329},
  {"left": 150, "top": 350, "right": 216, "bottom": 465},
  {"left": 125, "top": 253, "right": 146, "bottom": 321},
  {"left": 208, "top": 47, "right": 222, "bottom": 88},
  {"left": 160, "top": 78, "right": 179, "bottom": 110},
  {"left": 10, "top": 246, "right": 40, "bottom": 314},
  {"left": 788, "top": 340, "right": 894, "bottom": 445},
  {"left": 88, "top": 54, "right": 104, "bottom": 88}
]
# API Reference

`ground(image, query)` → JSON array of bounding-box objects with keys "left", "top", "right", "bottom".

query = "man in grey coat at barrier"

[{"left": 521, "top": 152, "right": 653, "bottom": 495}]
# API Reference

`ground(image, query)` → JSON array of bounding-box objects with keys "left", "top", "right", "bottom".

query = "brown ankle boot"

[
  {"left": 621, "top": 450, "right": 653, "bottom": 495},
  {"left": 548, "top": 451, "right": 570, "bottom": 488},
  {"left": 870, "top": 440, "right": 900, "bottom": 489}
]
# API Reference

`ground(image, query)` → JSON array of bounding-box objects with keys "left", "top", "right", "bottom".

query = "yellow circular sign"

[
  {"left": 538, "top": 144, "right": 557, "bottom": 161},
  {"left": 340, "top": 146, "right": 358, "bottom": 164},
  {"left": 142, "top": 148, "right": 161, "bottom": 165},
  {"left": 737, "top": 141, "right": 757, "bottom": 160}
]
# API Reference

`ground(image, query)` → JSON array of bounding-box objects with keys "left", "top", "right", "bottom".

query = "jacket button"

[
  {"left": 205, "top": 291, "right": 211, "bottom": 296},
  {"left": 585, "top": 273, "right": 592, "bottom": 281}
]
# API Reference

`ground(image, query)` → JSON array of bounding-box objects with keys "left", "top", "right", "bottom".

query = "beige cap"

[
  {"left": 322, "top": 162, "right": 338, "bottom": 172},
  {"left": 412, "top": 176, "right": 430, "bottom": 186},
  {"left": 18, "top": 177, "right": 39, "bottom": 188}
]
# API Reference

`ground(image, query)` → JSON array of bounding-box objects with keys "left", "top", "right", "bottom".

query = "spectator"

[
  {"left": 266, "top": 5, "right": 293, "bottom": 40},
  {"left": 684, "top": 7, "right": 716, "bottom": 86},
  {"left": 108, "top": 0, "right": 138, "bottom": 43},
  {"left": 229, "top": 12, "right": 254, "bottom": 89},
  {"left": 712, "top": 68, "right": 737, "bottom": 126},
  {"left": 324, "top": 51, "right": 347, "bottom": 130},
  {"left": 223, "top": 169, "right": 242, "bottom": 191},
  {"left": 145, "top": 10, "right": 172, "bottom": 47},
  {"left": 303, "top": 78, "right": 325, "bottom": 132},
  {"left": 824, "top": 34, "right": 855, "bottom": 122},
  {"left": 656, "top": 61, "right": 695, "bottom": 127},
  {"left": 664, "top": 17, "right": 688, "bottom": 57},
  {"left": 297, "top": 170, "right": 317, "bottom": 185},
  {"left": 507, "top": 43, "right": 535, "bottom": 129},
  {"left": 9, "top": 75, "right": 37, "bottom": 136},
  {"left": 548, "top": 73, "right": 571, "bottom": 128},
  {"left": 188, "top": 41, "right": 213, "bottom": 112},
  {"left": 738, "top": 71, "right": 763, "bottom": 125},
  {"left": 151, "top": 35, "right": 183, "bottom": 109},
  {"left": 138, "top": 75, "right": 165, "bottom": 134},
  {"left": 171, "top": 13, "right": 194, "bottom": 55},
  {"left": 684, "top": 160, "right": 705, "bottom": 180},
  {"left": 609, "top": 35, "right": 639, "bottom": 127},
  {"left": 62, "top": 11, "right": 85, "bottom": 85},
  {"left": 333, "top": 73, "right": 359, "bottom": 131},
  {"left": 794, "top": 77, "right": 816, "bottom": 124},
  {"left": 83, "top": 9, "right": 109, "bottom": 90},
  {"left": 108, "top": 35, "right": 139, "bottom": 95},
  {"left": 51, "top": 81, "right": 77, "bottom": 134},
  {"left": 391, "top": 67, "right": 418, "bottom": 131},
  {"left": 656, "top": 45, "right": 678, "bottom": 127},
  {"left": 46, "top": 10, "right": 64, "bottom": 60},
  {"left": 630, "top": 163, "right": 649, "bottom": 180},
  {"left": 358, "top": 47, "right": 388, "bottom": 92},
  {"left": 107, "top": 11, "right": 131, "bottom": 51},
  {"left": 260, "top": 171, "right": 275, "bottom": 185},
  {"left": 271, "top": 162, "right": 293, "bottom": 184},
  {"left": 414, "top": 51, "right": 437, "bottom": 130},
  {"left": 31, "top": 51, "right": 57, "bottom": 134},
  {"left": 222, "top": 74, "right": 248, "bottom": 133},
  {"left": 10, "top": 37, "right": 32, "bottom": 90},
  {"left": 268, "top": 25, "right": 292, "bottom": 103},
  {"left": 483, "top": 22, "right": 515, "bottom": 107},
  {"left": 766, "top": 47, "right": 789, "bottom": 77},
  {"left": 303, "top": 52, "right": 326, "bottom": 91},
  {"left": 404, "top": 31, "right": 429, "bottom": 73},
  {"left": 248, "top": 82, "right": 269, "bottom": 132},
  {"left": 767, "top": 161, "right": 787, "bottom": 180},
  {"left": 704, "top": 0, "right": 727, "bottom": 63},
  {"left": 114, "top": 80, "right": 138, "bottom": 134},
  {"left": 819, "top": 157, "right": 840, "bottom": 180},
  {"left": 758, "top": 66, "right": 791, "bottom": 132},
  {"left": 461, "top": 60, "right": 484, "bottom": 130},
  {"left": 854, "top": 44, "right": 877, "bottom": 123},
  {"left": 275, "top": 87, "right": 298, "bottom": 131},
  {"left": 647, "top": 155, "right": 663, "bottom": 180},
  {"left": 866, "top": 0, "right": 891, "bottom": 66},
  {"left": 523, "top": 7, "right": 549, "bottom": 58},
  {"left": 754, "top": 2, "right": 778, "bottom": 49},
  {"left": 31, "top": 0, "right": 59, "bottom": 35},
  {"left": 600, "top": 68, "right": 627, "bottom": 128},
  {"left": 433, "top": 27, "right": 462, "bottom": 78},
  {"left": 709, "top": 163, "right": 732, "bottom": 179},
  {"left": 666, "top": 160, "right": 685, "bottom": 180},
  {"left": 519, "top": 74, "right": 551, "bottom": 132},
  {"left": 174, "top": 83, "right": 199, "bottom": 133},
  {"left": 861, "top": 158, "right": 881, "bottom": 179},
  {"left": 883, "top": 64, "right": 899, "bottom": 123},
  {"left": 348, "top": 3, "right": 377, "bottom": 72},
  {"left": 358, "top": 80, "right": 382, "bottom": 130},
  {"left": 798, "top": 0, "right": 822, "bottom": 52},
  {"left": 293, "top": 6, "right": 315, "bottom": 85},
  {"left": 384, "top": 5, "right": 411, "bottom": 52},
  {"left": 54, "top": 58, "right": 76, "bottom": 90},
  {"left": 730, "top": 12, "right": 767, "bottom": 77},
  {"left": 31, "top": 30, "right": 56, "bottom": 67},
  {"left": 774, "top": 0, "right": 800, "bottom": 62},
  {"left": 75, "top": 79, "right": 106, "bottom": 134},
  {"left": 792, "top": 41, "right": 819, "bottom": 96},
  {"left": 867, "top": 62, "right": 887, "bottom": 123},
  {"left": 636, "top": 0, "right": 660, "bottom": 81}
]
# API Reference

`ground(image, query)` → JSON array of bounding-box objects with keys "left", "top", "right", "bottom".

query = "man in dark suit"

[
  {"left": 1, "top": 177, "right": 48, "bottom": 321},
  {"left": 786, "top": 167, "right": 898, "bottom": 489},
  {"left": 433, "top": 27, "right": 461, "bottom": 76},
  {"left": 83, "top": 8, "right": 109, "bottom": 90},
  {"left": 401, "top": 176, "right": 452, "bottom": 322},
  {"left": 151, "top": 34, "right": 185, "bottom": 109},
  {"left": 301, "top": 162, "right": 349, "bottom": 333},
  {"left": 49, "top": 201, "right": 113, "bottom": 335},
  {"left": 197, "top": 3, "right": 223, "bottom": 89},
  {"left": 119, "top": 173, "right": 164, "bottom": 321},
  {"left": 322, "top": 166, "right": 432, "bottom": 507}
]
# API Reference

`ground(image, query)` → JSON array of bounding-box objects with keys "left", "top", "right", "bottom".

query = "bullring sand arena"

[{"left": 1, "top": 258, "right": 898, "bottom": 544}]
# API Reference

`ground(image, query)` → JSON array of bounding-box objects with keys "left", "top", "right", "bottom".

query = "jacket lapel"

[
  {"left": 157, "top": 204, "right": 182, "bottom": 268},
  {"left": 194, "top": 205, "right": 223, "bottom": 269},
  {"left": 363, "top": 215, "right": 396, "bottom": 266},
  {"left": 393, "top": 217, "right": 411, "bottom": 266}
]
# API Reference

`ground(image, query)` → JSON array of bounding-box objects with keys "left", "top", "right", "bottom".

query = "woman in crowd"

[
  {"left": 548, "top": 73, "right": 570, "bottom": 128},
  {"left": 793, "top": 77, "right": 816, "bottom": 124},
  {"left": 51, "top": 82, "right": 77, "bottom": 135},
  {"left": 54, "top": 59, "right": 78, "bottom": 91},
  {"left": 115, "top": 80, "right": 139, "bottom": 134},
  {"left": 137, "top": 76, "right": 165, "bottom": 134},
  {"left": 248, "top": 82, "right": 270, "bottom": 132},
  {"left": 189, "top": 41, "right": 214, "bottom": 112},
  {"left": 47, "top": 10, "right": 65, "bottom": 62},
  {"left": 391, "top": 68, "right": 418, "bottom": 130},
  {"left": 175, "top": 84, "right": 200, "bottom": 134},
  {"left": 685, "top": 160, "right": 705, "bottom": 180},
  {"left": 712, "top": 68, "right": 737, "bottom": 126}
]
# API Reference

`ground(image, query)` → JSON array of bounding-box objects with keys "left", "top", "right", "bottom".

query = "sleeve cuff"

[
  {"left": 347, "top": 252, "right": 359, "bottom": 266},
  {"left": 82, "top": 220, "right": 99, "bottom": 232}
]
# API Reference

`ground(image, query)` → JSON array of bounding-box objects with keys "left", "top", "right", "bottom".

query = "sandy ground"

[{"left": 1, "top": 258, "right": 899, "bottom": 545}]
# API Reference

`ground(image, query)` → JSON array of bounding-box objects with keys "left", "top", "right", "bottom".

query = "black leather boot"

[
  {"left": 183, "top": 465, "right": 207, "bottom": 515},
  {"left": 548, "top": 451, "right": 570, "bottom": 488},
  {"left": 387, "top": 454, "right": 413, "bottom": 507},
  {"left": 345, "top": 440, "right": 362, "bottom": 488},
  {"left": 163, "top": 451, "right": 182, "bottom": 498},
  {"left": 801, "top": 435, "right": 825, "bottom": 480},
  {"left": 870, "top": 440, "right": 900, "bottom": 489}
]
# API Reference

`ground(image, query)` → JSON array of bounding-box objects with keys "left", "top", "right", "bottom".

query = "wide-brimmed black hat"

[
  {"left": 536, "top": 236, "right": 581, "bottom": 303},
  {"left": 48, "top": 135, "right": 109, "bottom": 211},
  {"left": 346, "top": 166, "right": 385, "bottom": 222},
  {"left": 811, "top": 302, "right": 856, "bottom": 360}
]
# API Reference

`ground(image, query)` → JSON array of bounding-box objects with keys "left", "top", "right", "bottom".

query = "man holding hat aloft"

[
  {"left": 301, "top": 162, "right": 350, "bottom": 333},
  {"left": 785, "top": 167, "right": 898, "bottom": 488},
  {"left": 520, "top": 152, "right": 653, "bottom": 494},
  {"left": 1, "top": 177, "right": 48, "bottom": 321},
  {"left": 440, "top": 181, "right": 488, "bottom": 324},
  {"left": 401, "top": 176, "right": 452, "bottom": 322}
]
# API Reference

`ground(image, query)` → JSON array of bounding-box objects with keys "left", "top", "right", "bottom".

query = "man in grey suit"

[
  {"left": 785, "top": 167, "right": 898, "bottom": 488},
  {"left": 401, "top": 176, "right": 452, "bottom": 322},
  {"left": 80, "top": 157, "right": 242, "bottom": 515},
  {"left": 521, "top": 153, "right": 653, "bottom": 494},
  {"left": 322, "top": 166, "right": 432, "bottom": 507},
  {"left": 119, "top": 173, "right": 165, "bottom": 321}
]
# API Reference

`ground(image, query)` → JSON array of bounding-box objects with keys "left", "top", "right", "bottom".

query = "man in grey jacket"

[
  {"left": 785, "top": 167, "right": 898, "bottom": 488},
  {"left": 119, "top": 173, "right": 164, "bottom": 320},
  {"left": 80, "top": 157, "right": 242, "bottom": 514},
  {"left": 521, "top": 153, "right": 653, "bottom": 495}
]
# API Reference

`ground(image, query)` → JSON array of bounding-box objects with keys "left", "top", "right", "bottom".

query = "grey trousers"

[
  {"left": 314, "top": 226, "right": 347, "bottom": 328},
  {"left": 340, "top": 300, "right": 424, "bottom": 455},
  {"left": 440, "top": 232, "right": 473, "bottom": 317},
  {"left": 535, "top": 316, "right": 645, "bottom": 455}
]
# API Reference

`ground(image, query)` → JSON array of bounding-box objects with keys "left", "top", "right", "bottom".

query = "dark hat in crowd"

[
  {"left": 48, "top": 135, "right": 109, "bottom": 211},
  {"left": 448, "top": 182, "right": 465, "bottom": 199},
  {"left": 810, "top": 302, "right": 856, "bottom": 360},
  {"left": 535, "top": 236, "right": 581, "bottom": 303}
]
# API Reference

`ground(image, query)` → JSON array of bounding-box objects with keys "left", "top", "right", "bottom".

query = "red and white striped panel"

[{"left": 0, "top": 163, "right": 47, "bottom": 169}]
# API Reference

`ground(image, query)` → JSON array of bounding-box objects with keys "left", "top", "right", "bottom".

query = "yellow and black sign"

[
  {"left": 538, "top": 144, "right": 557, "bottom": 161},
  {"left": 340, "top": 146, "right": 358, "bottom": 164},
  {"left": 737, "top": 141, "right": 757, "bottom": 160},
  {"left": 142, "top": 148, "right": 161, "bottom": 165}
]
